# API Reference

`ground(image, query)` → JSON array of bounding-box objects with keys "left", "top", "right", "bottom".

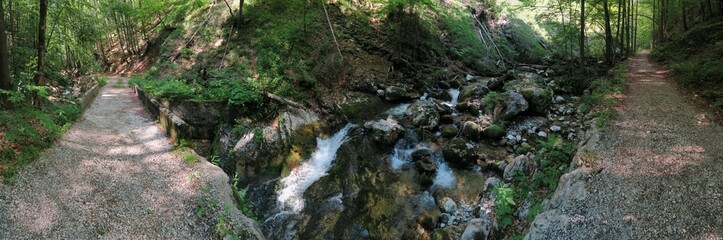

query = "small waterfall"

[
  {"left": 444, "top": 89, "right": 461, "bottom": 107},
  {"left": 432, "top": 154, "right": 456, "bottom": 189},
  {"left": 389, "top": 130, "right": 422, "bottom": 171},
  {"left": 277, "top": 124, "right": 355, "bottom": 212},
  {"left": 384, "top": 103, "right": 410, "bottom": 117}
]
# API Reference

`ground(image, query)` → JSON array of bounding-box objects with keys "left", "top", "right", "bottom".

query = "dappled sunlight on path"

[{"left": 0, "top": 77, "right": 214, "bottom": 239}]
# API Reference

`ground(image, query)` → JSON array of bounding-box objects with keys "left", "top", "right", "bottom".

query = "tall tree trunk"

[
  {"left": 682, "top": 2, "right": 688, "bottom": 31},
  {"left": 34, "top": 0, "right": 48, "bottom": 91},
  {"left": 603, "top": 0, "right": 613, "bottom": 65},
  {"left": 615, "top": 0, "right": 623, "bottom": 58},
  {"left": 633, "top": 0, "right": 638, "bottom": 52},
  {"left": 0, "top": 0, "right": 12, "bottom": 107},
  {"left": 580, "top": 0, "right": 586, "bottom": 67}
]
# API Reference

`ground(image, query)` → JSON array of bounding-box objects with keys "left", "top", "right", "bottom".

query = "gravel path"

[
  {"left": 528, "top": 51, "right": 723, "bottom": 239},
  {"left": 0, "top": 77, "right": 217, "bottom": 239}
]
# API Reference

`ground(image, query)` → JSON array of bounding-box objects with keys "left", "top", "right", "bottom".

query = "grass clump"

[{"left": 441, "top": 8, "right": 499, "bottom": 73}]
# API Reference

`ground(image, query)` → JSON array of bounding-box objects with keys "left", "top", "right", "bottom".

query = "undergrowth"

[{"left": 0, "top": 104, "right": 81, "bottom": 183}]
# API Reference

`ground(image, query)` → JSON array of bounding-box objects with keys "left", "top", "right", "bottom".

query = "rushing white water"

[
  {"left": 389, "top": 131, "right": 423, "bottom": 171},
  {"left": 444, "top": 89, "right": 461, "bottom": 107},
  {"left": 277, "top": 124, "right": 355, "bottom": 212},
  {"left": 384, "top": 103, "right": 410, "bottom": 116},
  {"left": 432, "top": 157, "right": 456, "bottom": 189}
]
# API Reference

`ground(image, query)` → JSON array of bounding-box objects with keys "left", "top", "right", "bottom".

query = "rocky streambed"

[{"left": 164, "top": 67, "right": 586, "bottom": 239}]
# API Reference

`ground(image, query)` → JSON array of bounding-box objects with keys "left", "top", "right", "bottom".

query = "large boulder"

[
  {"left": 482, "top": 124, "right": 505, "bottom": 140},
  {"left": 442, "top": 137, "right": 476, "bottom": 167},
  {"left": 520, "top": 86, "right": 553, "bottom": 114},
  {"left": 501, "top": 92, "right": 529, "bottom": 120},
  {"left": 459, "top": 82, "right": 490, "bottom": 102},
  {"left": 384, "top": 85, "right": 412, "bottom": 102},
  {"left": 364, "top": 118, "right": 405, "bottom": 147},
  {"left": 503, "top": 155, "right": 533, "bottom": 179},
  {"left": 405, "top": 100, "right": 441, "bottom": 129},
  {"left": 412, "top": 148, "right": 437, "bottom": 173},
  {"left": 461, "top": 121, "right": 483, "bottom": 140},
  {"left": 440, "top": 125, "right": 459, "bottom": 138}
]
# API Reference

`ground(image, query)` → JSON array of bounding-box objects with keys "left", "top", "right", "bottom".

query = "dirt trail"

[
  {"left": 528, "top": 51, "right": 723, "bottom": 239},
  {"left": 0, "top": 77, "right": 229, "bottom": 239}
]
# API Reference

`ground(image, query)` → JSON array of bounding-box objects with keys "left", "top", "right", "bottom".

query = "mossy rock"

[
  {"left": 482, "top": 124, "right": 505, "bottom": 140},
  {"left": 440, "top": 125, "right": 459, "bottom": 138}
]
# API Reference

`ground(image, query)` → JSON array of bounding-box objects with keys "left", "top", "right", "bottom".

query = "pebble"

[
  {"left": 550, "top": 125, "right": 562, "bottom": 132},
  {"left": 538, "top": 131, "right": 548, "bottom": 138}
]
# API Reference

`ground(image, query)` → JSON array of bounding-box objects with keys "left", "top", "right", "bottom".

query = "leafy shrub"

[{"left": 493, "top": 184, "right": 516, "bottom": 229}]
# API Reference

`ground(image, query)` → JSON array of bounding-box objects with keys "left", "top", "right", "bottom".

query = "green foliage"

[
  {"left": 1, "top": 103, "right": 81, "bottom": 181},
  {"left": 482, "top": 92, "right": 505, "bottom": 113},
  {"left": 507, "top": 18, "right": 549, "bottom": 63},
  {"left": 182, "top": 151, "right": 200, "bottom": 165},
  {"left": 441, "top": 8, "right": 500, "bottom": 73},
  {"left": 232, "top": 174, "right": 257, "bottom": 219},
  {"left": 492, "top": 183, "right": 516, "bottom": 229}
]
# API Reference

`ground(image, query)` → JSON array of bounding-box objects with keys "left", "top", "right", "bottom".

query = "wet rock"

[
  {"left": 461, "top": 121, "right": 483, "bottom": 140},
  {"left": 442, "top": 137, "right": 476, "bottom": 167},
  {"left": 416, "top": 211, "right": 438, "bottom": 231},
  {"left": 459, "top": 82, "right": 490, "bottom": 102},
  {"left": 504, "top": 155, "right": 531, "bottom": 179},
  {"left": 480, "top": 77, "right": 504, "bottom": 91},
  {"left": 460, "top": 216, "right": 492, "bottom": 240},
  {"left": 554, "top": 96, "right": 565, "bottom": 103},
  {"left": 441, "top": 125, "right": 459, "bottom": 138},
  {"left": 482, "top": 124, "right": 505, "bottom": 140},
  {"left": 438, "top": 213, "right": 451, "bottom": 227},
  {"left": 364, "top": 118, "right": 405, "bottom": 147},
  {"left": 412, "top": 149, "right": 437, "bottom": 173},
  {"left": 439, "top": 197, "right": 458, "bottom": 213},
  {"left": 385, "top": 86, "right": 411, "bottom": 102},
  {"left": 502, "top": 92, "right": 529, "bottom": 120},
  {"left": 405, "top": 100, "right": 441, "bottom": 129}
]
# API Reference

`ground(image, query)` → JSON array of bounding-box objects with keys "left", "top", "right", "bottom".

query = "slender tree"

[
  {"left": 580, "top": 0, "right": 586, "bottom": 67},
  {"left": 0, "top": 0, "right": 11, "bottom": 106},
  {"left": 603, "top": 0, "right": 614, "bottom": 65},
  {"left": 34, "top": 0, "right": 49, "bottom": 90}
]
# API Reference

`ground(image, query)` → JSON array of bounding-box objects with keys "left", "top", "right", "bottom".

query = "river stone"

[
  {"left": 439, "top": 197, "right": 458, "bottom": 213},
  {"left": 442, "top": 137, "right": 476, "bottom": 167},
  {"left": 405, "top": 100, "right": 441, "bottom": 129},
  {"left": 412, "top": 149, "right": 437, "bottom": 173},
  {"left": 502, "top": 92, "right": 529, "bottom": 120},
  {"left": 504, "top": 155, "right": 531, "bottom": 179},
  {"left": 364, "top": 118, "right": 405, "bottom": 147},
  {"left": 384, "top": 86, "right": 412, "bottom": 102},
  {"left": 460, "top": 216, "right": 492, "bottom": 240},
  {"left": 461, "top": 121, "right": 483, "bottom": 140}
]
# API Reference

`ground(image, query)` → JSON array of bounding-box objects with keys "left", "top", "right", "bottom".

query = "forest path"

[
  {"left": 0, "top": 77, "right": 215, "bottom": 239},
  {"left": 533, "top": 51, "right": 723, "bottom": 239}
]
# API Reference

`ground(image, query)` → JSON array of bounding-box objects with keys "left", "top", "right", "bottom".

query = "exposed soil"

[
  {"left": 530, "top": 51, "right": 723, "bottom": 239},
  {"left": 0, "top": 77, "right": 219, "bottom": 239}
]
